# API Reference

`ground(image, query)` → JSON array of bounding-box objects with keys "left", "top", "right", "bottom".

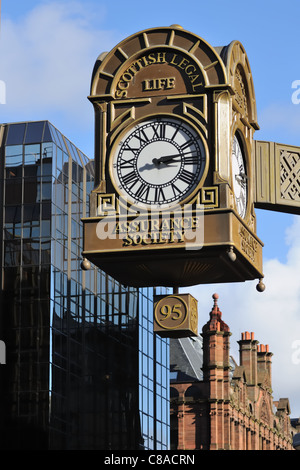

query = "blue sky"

[{"left": 1, "top": 0, "right": 300, "bottom": 419}]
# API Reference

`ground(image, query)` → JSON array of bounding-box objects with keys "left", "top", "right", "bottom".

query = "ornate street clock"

[{"left": 82, "top": 26, "right": 265, "bottom": 289}]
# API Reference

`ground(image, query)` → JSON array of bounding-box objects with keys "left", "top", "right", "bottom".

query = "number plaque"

[{"left": 153, "top": 293, "right": 198, "bottom": 338}]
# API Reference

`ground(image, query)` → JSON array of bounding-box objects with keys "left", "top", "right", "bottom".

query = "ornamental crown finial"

[{"left": 212, "top": 293, "right": 219, "bottom": 306}]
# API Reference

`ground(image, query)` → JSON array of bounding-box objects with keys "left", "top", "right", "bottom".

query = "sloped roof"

[
  {"left": 232, "top": 365, "right": 247, "bottom": 382},
  {"left": 277, "top": 398, "right": 291, "bottom": 414},
  {"left": 170, "top": 336, "right": 203, "bottom": 382},
  {"left": 170, "top": 335, "right": 237, "bottom": 383}
]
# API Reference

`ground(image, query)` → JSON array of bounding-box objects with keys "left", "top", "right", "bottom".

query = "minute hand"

[{"left": 153, "top": 151, "right": 194, "bottom": 165}]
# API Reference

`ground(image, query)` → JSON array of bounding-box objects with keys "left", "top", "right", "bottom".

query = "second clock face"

[
  {"left": 231, "top": 134, "right": 247, "bottom": 219},
  {"left": 110, "top": 117, "right": 206, "bottom": 208}
]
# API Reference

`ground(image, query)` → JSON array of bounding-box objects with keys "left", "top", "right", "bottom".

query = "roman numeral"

[
  {"left": 178, "top": 169, "right": 194, "bottom": 184},
  {"left": 239, "top": 163, "right": 244, "bottom": 172},
  {"left": 122, "top": 171, "right": 137, "bottom": 186},
  {"left": 154, "top": 187, "right": 166, "bottom": 202},
  {"left": 170, "top": 126, "right": 181, "bottom": 141},
  {"left": 119, "top": 157, "right": 135, "bottom": 168},
  {"left": 184, "top": 154, "right": 198, "bottom": 165},
  {"left": 180, "top": 139, "right": 194, "bottom": 151},
  {"left": 171, "top": 183, "right": 181, "bottom": 197},
  {"left": 134, "top": 128, "right": 150, "bottom": 145},
  {"left": 152, "top": 122, "right": 166, "bottom": 139},
  {"left": 135, "top": 183, "right": 150, "bottom": 200},
  {"left": 121, "top": 142, "right": 140, "bottom": 155}
]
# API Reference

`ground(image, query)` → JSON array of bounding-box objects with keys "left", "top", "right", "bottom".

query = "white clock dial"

[
  {"left": 110, "top": 117, "right": 206, "bottom": 208},
  {"left": 231, "top": 134, "right": 247, "bottom": 218}
]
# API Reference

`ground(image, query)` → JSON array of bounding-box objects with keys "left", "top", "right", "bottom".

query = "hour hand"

[
  {"left": 235, "top": 173, "right": 247, "bottom": 186},
  {"left": 152, "top": 154, "right": 180, "bottom": 165}
]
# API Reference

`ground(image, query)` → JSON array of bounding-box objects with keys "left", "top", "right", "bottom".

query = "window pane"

[
  {"left": 24, "top": 121, "right": 45, "bottom": 144},
  {"left": 41, "top": 203, "right": 51, "bottom": 220},
  {"left": 4, "top": 240, "right": 21, "bottom": 266},
  {"left": 56, "top": 148, "right": 63, "bottom": 173},
  {"left": 41, "top": 239, "right": 51, "bottom": 264},
  {"left": 24, "top": 144, "right": 41, "bottom": 165},
  {"left": 6, "top": 123, "right": 26, "bottom": 145},
  {"left": 62, "top": 152, "right": 69, "bottom": 175},
  {"left": 41, "top": 182, "right": 52, "bottom": 201},
  {"left": 23, "top": 178, "right": 40, "bottom": 204},
  {"left": 42, "top": 162, "right": 52, "bottom": 176},
  {"left": 22, "top": 239, "right": 40, "bottom": 265},
  {"left": 23, "top": 221, "right": 40, "bottom": 238},
  {"left": 42, "top": 122, "right": 53, "bottom": 142},
  {"left": 5, "top": 178, "right": 22, "bottom": 205},
  {"left": 5, "top": 206, "right": 21, "bottom": 224},
  {"left": 41, "top": 220, "right": 51, "bottom": 237},
  {"left": 23, "top": 204, "right": 40, "bottom": 222},
  {"left": 5, "top": 145, "right": 23, "bottom": 167}
]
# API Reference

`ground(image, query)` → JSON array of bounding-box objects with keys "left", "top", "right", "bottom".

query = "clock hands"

[
  {"left": 235, "top": 172, "right": 247, "bottom": 186},
  {"left": 152, "top": 154, "right": 180, "bottom": 165},
  {"left": 139, "top": 158, "right": 177, "bottom": 172},
  {"left": 139, "top": 151, "right": 197, "bottom": 172},
  {"left": 152, "top": 151, "right": 197, "bottom": 166}
]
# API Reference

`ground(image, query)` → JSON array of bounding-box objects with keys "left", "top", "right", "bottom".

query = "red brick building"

[{"left": 170, "top": 293, "right": 295, "bottom": 450}]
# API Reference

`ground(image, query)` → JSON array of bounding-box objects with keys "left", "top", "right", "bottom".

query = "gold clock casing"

[
  {"left": 82, "top": 26, "right": 264, "bottom": 288},
  {"left": 154, "top": 293, "right": 198, "bottom": 338},
  {"left": 82, "top": 208, "right": 263, "bottom": 287}
]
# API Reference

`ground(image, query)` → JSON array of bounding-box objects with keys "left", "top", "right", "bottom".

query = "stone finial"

[
  {"left": 212, "top": 292, "right": 219, "bottom": 306},
  {"left": 211, "top": 293, "right": 221, "bottom": 318},
  {"left": 202, "top": 293, "right": 230, "bottom": 333}
]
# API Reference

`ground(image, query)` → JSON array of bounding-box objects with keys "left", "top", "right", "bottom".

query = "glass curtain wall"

[
  {"left": 1, "top": 122, "right": 53, "bottom": 448},
  {"left": 0, "top": 121, "right": 169, "bottom": 450},
  {"left": 139, "top": 287, "right": 170, "bottom": 450}
]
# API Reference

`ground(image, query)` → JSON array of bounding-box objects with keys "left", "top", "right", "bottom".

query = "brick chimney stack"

[
  {"left": 257, "top": 344, "right": 273, "bottom": 389},
  {"left": 202, "top": 294, "right": 232, "bottom": 449},
  {"left": 202, "top": 293, "right": 231, "bottom": 381},
  {"left": 238, "top": 332, "right": 258, "bottom": 387}
]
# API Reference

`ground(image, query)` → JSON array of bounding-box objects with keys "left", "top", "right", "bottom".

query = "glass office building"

[{"left": 0, "top": 120, "right": 169, "bottom": 450}]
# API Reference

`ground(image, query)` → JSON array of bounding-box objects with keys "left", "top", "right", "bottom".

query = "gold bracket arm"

[{"left": 253, "top": 140, "right": 300, "bottom": 215}]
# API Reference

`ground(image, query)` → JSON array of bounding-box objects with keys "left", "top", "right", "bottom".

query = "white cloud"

[
  {"left": 258, "top": 101, "right": 300, "bottom": 145},
  {"left": 188, "top": 215, "right": 300, "bottom": 418},
  {"left": 0, "top": 1, "right": 120, "bottom": 138}
]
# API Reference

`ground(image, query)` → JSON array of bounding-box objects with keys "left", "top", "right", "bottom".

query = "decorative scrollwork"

[
  {"left": 280, "top": 149, "right": 300, "bottom": 202},
  {"left": 234, "top": 66, "right": 248, "bottom": 117}
]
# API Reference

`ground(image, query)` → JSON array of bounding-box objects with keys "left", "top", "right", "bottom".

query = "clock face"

[
  {"left": 231, "top": 134, "right": 247, "bottom": 218},
  {"left": 110, "top": 117, "right": 206, "bottom": 209}
]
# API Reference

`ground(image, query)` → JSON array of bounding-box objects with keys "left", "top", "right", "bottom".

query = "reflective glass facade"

[{"left": 0, "top": 121, "right": 169, "bottom": 450}]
